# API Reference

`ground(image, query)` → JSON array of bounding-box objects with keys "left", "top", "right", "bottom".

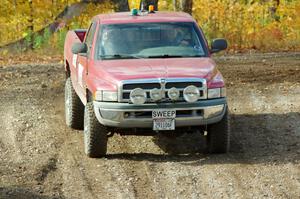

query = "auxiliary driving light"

[
  {"left": 150, "top": 88, "right": 162, "bottom": 101},
  {"left": 130, "top": 88, "right": 147, "bottom": 104},
  {"left": 183, "top": 85, "right": 200, "bottom": 103},
  {"left": 168, "top": 87, "right": 180, "bottom": 101}
]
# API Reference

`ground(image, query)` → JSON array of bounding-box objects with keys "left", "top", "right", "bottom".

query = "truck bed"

[{"left": 64, "top": 29, "right": 86, "bottom": 70}]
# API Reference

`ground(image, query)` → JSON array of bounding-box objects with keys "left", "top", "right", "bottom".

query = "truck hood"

[{"left": 93, "top": 58, "right": 217, "bottom": 84}]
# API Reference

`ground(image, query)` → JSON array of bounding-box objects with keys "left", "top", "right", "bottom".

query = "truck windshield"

[{"left": 96, "top": 22, "right": 207, "bottom": 60}]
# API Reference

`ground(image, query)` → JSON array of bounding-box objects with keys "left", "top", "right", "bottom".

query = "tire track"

[{"left": 1, "top": 54, "right": 300, "bottom": 199}]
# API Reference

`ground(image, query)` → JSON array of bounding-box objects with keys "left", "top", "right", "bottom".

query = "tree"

[
  {"left": 27, "top": 0, "right": 34, "bottom": 49},
  {"left": 140, "top": 0, "right": 159, "bottom": 11},
  {"left": 0, "top": 0, "right": 129, "bottom": 50},
  {"left": 79, "top": 0, "right": 129, "bottom": 11},
  {"left": 113, "top": 0, "right": 130, "bottom": 11},
  {"left": 173, "top": 0, "right": 193, "bottom": 14},
  {"left": 269, "top": 0, "right": 280, "bottom": 21}
]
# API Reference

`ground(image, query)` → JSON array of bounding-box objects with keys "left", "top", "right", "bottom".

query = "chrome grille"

[
  {"left": 123, "top": 83, "right": 161, "bottom": 90},
  {"left": 165, "top": 82, "right": 203, "bottom": 89},
  {"left": 119, "top": 78, "right": 207, "bottom": 103}
]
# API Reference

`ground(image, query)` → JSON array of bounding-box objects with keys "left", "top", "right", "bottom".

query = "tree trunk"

[
  {"left": 181, "top": 0, "right": 193, "bottom": 14},
  {"left": 111, "top": 0, "right": 129, "bottom": 11},
  {"left": 0, "top": 0, "right": 130, "bottom": 51},
  {"left": 90, "top": 0, "right": 129, "bottom": 11},
  {"left": 173, "top": 0, "right": 193, "bottom": 15},
  {"left": 140, "top": 0, "right": 159, "bottom": 11},
  {"left": 1, "top": 2, "right": 88, "bottom": 50},
  {"left": 27, "top": 0, "right": 34, "bottom": 49},
  {"left": 269, "top": 0, "right": 280, "bottom": 21}
]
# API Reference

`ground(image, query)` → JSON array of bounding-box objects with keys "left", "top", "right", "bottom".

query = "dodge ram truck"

[{"left": 64, "top": 10, "right": 229, "bottom": 158}]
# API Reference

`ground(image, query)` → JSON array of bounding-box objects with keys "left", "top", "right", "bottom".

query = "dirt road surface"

[{"left": 0, "top": 53, "right": 299, "bottom": 199}]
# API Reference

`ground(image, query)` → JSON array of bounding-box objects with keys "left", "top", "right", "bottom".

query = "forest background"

[{"left": 0, "top": 0, "right": 299, "bottom": 58}]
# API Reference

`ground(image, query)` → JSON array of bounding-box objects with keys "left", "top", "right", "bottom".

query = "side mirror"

[
  {"left": 72, "top": 43, "right": 87, "bottom": 54},
  {"left": 211, "top": 38, "right": 228, "bottom": 54}
]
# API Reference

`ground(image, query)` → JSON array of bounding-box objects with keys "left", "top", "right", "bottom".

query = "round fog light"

[
  {"left": 168, "top": 87, "right": 180, "bottom": 100},
  {"left": 130, "top": 88, "right": 147, "bottom": 105},
  {"left": 183, "top": 85, "right": 200, "bottom": 103},
  {"left": 150, "top": 88, "right": 162, "bottom": 101}
]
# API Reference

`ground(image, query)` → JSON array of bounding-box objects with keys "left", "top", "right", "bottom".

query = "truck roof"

[{"left": 93, "top": 11, "right": 195, "bottom": 25}]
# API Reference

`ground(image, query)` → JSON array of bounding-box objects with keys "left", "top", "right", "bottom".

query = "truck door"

[{"left": 76, "top": 22, "right": 97, "bottom": 102}]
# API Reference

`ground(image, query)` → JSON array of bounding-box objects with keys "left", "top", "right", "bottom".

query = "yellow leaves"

[
  {"left": 158, "top": 0, "right": 174, "bottom": 11},
  {"left": 247, "top": 29, "right": 255, "bottom": 35},
  {"left": 129, "top": 0, "right": 141, "bottom": 9},
  {"left": 22, "top": 32, "right": 28, "bottom": 38},
  {"left": 0, "top": 0, "right": 299, "bottom": 52},
  {"left": 1, "top": 49, "right": 9, "bottom": 56},
  {"left": 71, "top": 1, "right": 114, "bottom": 28},
  {"left": 191, "top": 0, "right": 300, "bottom": 51},
  {"left": 0, "top": 0, "right": 115, "bottom": 47}
]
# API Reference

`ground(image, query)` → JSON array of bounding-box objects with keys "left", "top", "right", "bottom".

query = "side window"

[{"left": 85, "top": 22, "right": 97, "bottom": 56}]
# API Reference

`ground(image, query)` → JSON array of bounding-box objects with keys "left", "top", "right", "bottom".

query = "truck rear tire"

[
  {"left": 206, "top": 109, "right": 230, "bottom": 153},
  {"left": 84, "top": 102, "right": 108, "bottom": 158},
  {"left": 65, "top": 78, "right": 84, "bottom": 130}
]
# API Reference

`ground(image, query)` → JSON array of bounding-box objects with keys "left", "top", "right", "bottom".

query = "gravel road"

[{"left": 0, "top": 53, "right": 299, "bottom": 199}]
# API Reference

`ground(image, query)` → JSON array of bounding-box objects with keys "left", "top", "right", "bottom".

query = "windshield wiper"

[
  {"left": 149, "top": 55, "right": 206, "bottom": 58},
  {"left": 146, "top": 54, "right": 183, "bottom": 58},
  {"left": 100, "top": 54, "right": 144, "bottom": 59}
]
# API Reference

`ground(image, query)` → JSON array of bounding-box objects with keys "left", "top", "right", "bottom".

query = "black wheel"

[
  {"left": 84, "top": 102, "right": 108, "bottom": 158},
  {"left": 65, "top": 78, "right": 84, "bottom": 130},
  {"left": 206, "top": 109, "right": 230, "bottom": 153}
]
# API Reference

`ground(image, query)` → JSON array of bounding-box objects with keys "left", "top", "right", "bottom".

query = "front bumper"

[{"left": 93, "top": 98, "right": 227, "bottom": 128}]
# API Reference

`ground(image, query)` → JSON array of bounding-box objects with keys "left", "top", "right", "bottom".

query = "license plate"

[{"left": 152, "top": 110, "right": 176, "bottom": 131}]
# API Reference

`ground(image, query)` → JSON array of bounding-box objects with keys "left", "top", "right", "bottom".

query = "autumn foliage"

[
  {"left": 192, "top": 0, "right": 300, "bottom": 52},
  {"left": 0, "top": 0, "right": 299, "bottom": 54}
]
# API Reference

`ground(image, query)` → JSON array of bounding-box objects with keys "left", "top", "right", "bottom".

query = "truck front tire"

[
  {"left": 84, "top": 102, "right": 108, "bottom": 158},
  {"left": 65, "top": 78, "right": 84, "bottom": 130},
  {"left": 206, "top": 109, "right": 230, "bottom": 153}
]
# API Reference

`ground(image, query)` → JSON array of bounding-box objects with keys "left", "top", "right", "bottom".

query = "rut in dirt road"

[{"left": 0, "top": 53, "right": 300, "bottom": 199}]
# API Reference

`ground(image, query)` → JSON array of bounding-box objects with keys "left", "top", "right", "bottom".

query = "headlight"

[
  {"left": 150, "top": 88, "right": 162, "bottom": 101},
  {"left": 130, "top": 88, "right": 147, "bottom": 104},
  {"left": 94, "top": 90, "right": 118, "bottom": 101},
  {"left": 183, "top": 85, "right": 200, "bottom": 103},
  {"left": 94, "top": 91, "right": 103, "bottom": 101},
  {"left": 103, "top": 91, "right": 118, "bottom": 101},
  {"left": 207, "top": 88, "right": 221, "bottom": 99},
  {"left": 168, "top": 87, "right": 180, "bottom": 101}
]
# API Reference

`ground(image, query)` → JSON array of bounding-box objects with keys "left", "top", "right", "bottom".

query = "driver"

[{"left": 174, "top": 27, "right": 192, "bottom": 47}]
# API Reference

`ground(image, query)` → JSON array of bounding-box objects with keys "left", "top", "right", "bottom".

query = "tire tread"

[
  {"left": 65, "top": 78, "right": 84, "bottom": 130},
  {"left": 84, "top": 102, "right": 108, "bottom": 158},
  {"left": 207, "top": 109, "right": 230, "bottom": 153}
]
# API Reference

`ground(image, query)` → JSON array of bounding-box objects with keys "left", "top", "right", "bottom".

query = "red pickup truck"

[{"left": 64, "top": 11, "right": 229, "bottom": 158}]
